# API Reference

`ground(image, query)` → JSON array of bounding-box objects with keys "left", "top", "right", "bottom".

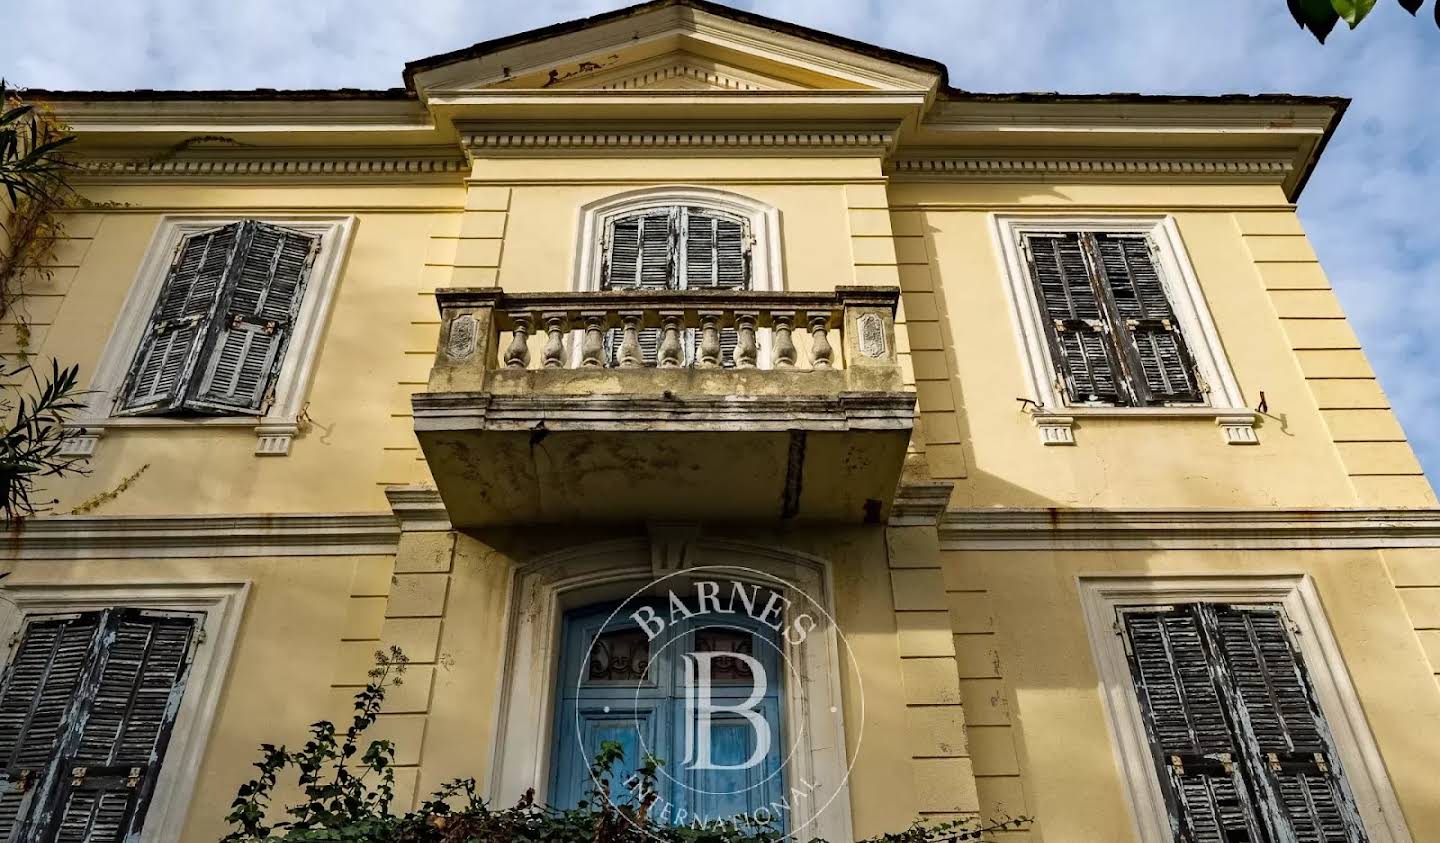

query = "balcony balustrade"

[{"left": 412, "top": 287, "right": 915, "bottom": 526}]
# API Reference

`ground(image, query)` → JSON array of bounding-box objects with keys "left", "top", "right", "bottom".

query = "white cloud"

[{"left": 8, "top": 0, "right": 1439, "bottom": 483}]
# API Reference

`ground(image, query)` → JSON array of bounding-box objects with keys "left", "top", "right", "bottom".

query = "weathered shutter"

[
  {"left": 186, "top": 222, "right": 319, "bottom": 414},
  {"left": 1023, "top": 233, "right": 1123, "bottom": 404},
  {"left": 681, "top": 208, "right": 749, "bottom": 290},
  {"left": 0, "top": 615, "right": 102, "bottom": 842},
  {"left": 46, "top": 611, "right": 199, "bottom": 843},
  {"left": 1209, "top": 606, "right": 1365, "bottom": 842},
  {"left": 681, "top": 209, "right": 749, "bottom": 367},
  {"left": 1093, "top": 234, "right": 1202, "bottom": 404},
  {"left": 1121, "top": 609, "right": 1264, "bottom": 843},
  {"left": 602, "top": 209, "right": 679, "bottom": 366},
  {"left": 117, "top": 225, "right": 242, "bottom": 415}
]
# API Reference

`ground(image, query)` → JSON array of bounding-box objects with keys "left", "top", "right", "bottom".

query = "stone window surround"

[
  {"left": 0, "top": 580, "right": 249, "bottom": 843},
  {"left": 61, "top": 214, "right": 356, "bottom": 457},
  {"left": 488, "top": 537, "right": 854, "bottom": 843},
  {"left": 1078, "top": 574, "right": 1411, "bottom": 843},
  {"left": 990, "top": 214, "right": 1257, "bottom": 446}
]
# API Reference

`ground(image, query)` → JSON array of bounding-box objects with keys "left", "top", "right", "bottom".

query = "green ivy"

[{"left": 222, "top": 648, "right": 1029, "bottom": 843}]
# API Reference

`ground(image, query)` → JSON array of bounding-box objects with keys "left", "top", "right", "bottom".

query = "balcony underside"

[{"left": 413, "top": 389, "right": 915, "bottom": 526}]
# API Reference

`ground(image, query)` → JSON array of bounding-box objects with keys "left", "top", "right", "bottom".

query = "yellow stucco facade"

[{"left": 5, "top": 2, "right": 1439, "bottom": 842}]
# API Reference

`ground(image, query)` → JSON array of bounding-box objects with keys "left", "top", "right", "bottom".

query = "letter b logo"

[{"left": 681, "top": 652, "right": 770, "bottom": 771}]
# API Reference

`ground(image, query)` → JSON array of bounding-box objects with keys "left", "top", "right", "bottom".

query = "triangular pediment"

[{"left": 406, "top": 0, "right": 942, "bottom": 96}]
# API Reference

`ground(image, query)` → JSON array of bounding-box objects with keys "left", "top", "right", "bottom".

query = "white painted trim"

[
  {"left": 573, "top": 186, "right": 784, "bottom": 295},
  {"left": 1, "top": 512, "right": 399, "bottom": 559},
  {"left": 990, "top": 214, "right": 1247, "bottom": 423},
  {"left": 938, "top": 507, "right": 1440, "bottom": 550},
  {"left": 488, "top": 538, "right": 854, "bottom": 843},
  {"left": 0, "top": 580, "right": 250, "bottom": 843},
  {"left": 71, "top": 214, "right": 357, "bottom": 455},
  {"left": 1077, "top": 575, "right": 1411, "bottom": 843}
]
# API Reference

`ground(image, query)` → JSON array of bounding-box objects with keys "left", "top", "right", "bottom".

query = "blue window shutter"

[{"left": 550, "top": 604, "right": 785, "bottom": 829}]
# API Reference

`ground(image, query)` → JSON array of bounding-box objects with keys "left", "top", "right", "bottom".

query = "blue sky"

[{"left": 7, "top": 0, "right": 1439, "bottom": 484}]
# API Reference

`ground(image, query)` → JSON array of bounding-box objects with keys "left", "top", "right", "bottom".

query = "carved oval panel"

[
  {"left": 446, "top": 314, "right": 477, "bottom": 360},
  {"left": 858, "top": 313, "right": 886, "bottom": 359}
]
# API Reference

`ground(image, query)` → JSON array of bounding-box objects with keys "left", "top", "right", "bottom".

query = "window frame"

[
  {"left": 575, "top": 187, "right": 783, "bottom": 294},
  {"left": 66, "top": 215, "right": 355, "bottom": 456},
  {"left": 992, "top": 215, "right": 1245, "bottom": 416},
  {"left": 1078, "top": 575, "right": 1411, "bottom": 843},
  {"left": 0, "top": 580, "right": 249, "bottom": 843}
]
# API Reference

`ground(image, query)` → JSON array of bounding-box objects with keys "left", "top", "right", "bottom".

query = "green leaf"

[
  {"left": 1399, "top": 0, "right": 1423, "bottom": 14},
  {"left": 1290, "top": 0, "right": 1342, "bottom": 40},
  {"left": 1332, "top": 0, "right": 1379, "bottom": 26}
]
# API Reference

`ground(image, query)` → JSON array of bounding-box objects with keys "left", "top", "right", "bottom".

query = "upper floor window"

[
  {"left": 68, "top": 215, "right": 353, "bottom": 456},
  {"left": 602, "top": 206, "right": 752, "bottom": 292},
  {"left": 0, "top": 609, "right": 200, "bottom": 841},
  {"left": 116, "top": 221, "right": 319, "bottom": 417},
  {"left": 995, "top": 216, "right": 1245, "bottom": 415}
]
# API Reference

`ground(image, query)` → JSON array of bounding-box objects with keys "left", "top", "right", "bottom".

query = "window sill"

[
  {"left": 61, "top": 418, "right": 298, "bottom": 456},
  {"left": 1030, "top": 409, "right": 1259, "bottom": 446}
]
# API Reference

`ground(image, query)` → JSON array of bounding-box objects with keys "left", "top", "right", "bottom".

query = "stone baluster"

[
  {"left": 580, "top": 312, "right": 606, "bottom": 368},
  {"left": 697, "top": 311, "right": 722, "bottom": 368},
  {"left": 808, "top": 312, "right": 833, "bottom": 370},
  {"left": 734, "top": 311, "right": 758, "bottom": 369},
  {"left": 771, "top": 310, "right": 797, "bottom": 368},
  {"left": 504, "top": 312, "right": 532, "bottom": 369},
  {"left": 658, "top": 311, "right": 684, "bottom": 368},
  {"left": 618, "top": 311, "right": 644, "bottom": 368},
  {"left": 542, "top": 312, "right": 567, "bottom": 369}
]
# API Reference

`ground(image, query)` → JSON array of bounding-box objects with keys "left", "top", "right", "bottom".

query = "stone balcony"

[{"left": 412, "top": 286, "right": 915, "bottom": 526}]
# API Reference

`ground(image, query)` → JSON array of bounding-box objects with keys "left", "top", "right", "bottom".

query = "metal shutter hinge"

[
  {"left": 1314, "top": 753, "right": 1329, "bottom": 773},
  {"left": 1169, "top": 755, "right": 1184, "bottom": 776},
  {"left": 71, "top": 766, "right": 86, "bottom": 786},
  {"left": 196, "top": 626, "right": 208, "bottom": 645},
  {"left": 126, "top": 767, "right": 143, "bottom": 789},
  {"left": 1218, "top": 752, "right": 1234, "bottom": 774},
  {"left": 14, "top": 770, "right": 32, "bottom": 793},
  {"left": 1267, "top": 752, "right": 1282, "bottom": 772}
]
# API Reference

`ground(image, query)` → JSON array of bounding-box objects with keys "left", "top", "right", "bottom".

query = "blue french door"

[{"left": 549, "top": 603, "right": 785, "bottom": 829}]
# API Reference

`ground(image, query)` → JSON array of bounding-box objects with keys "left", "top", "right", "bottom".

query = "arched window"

[
  {"left": 549, "top": 602, "right": 785, "bottom": 827},
  {"left": 577, "top": 189, "right": 782, "bottom": 368}
]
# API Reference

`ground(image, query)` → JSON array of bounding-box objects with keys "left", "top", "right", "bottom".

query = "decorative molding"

[
  {"left": 0, "top": 581, "right": 251, "bottom": 843},
  {"left": 889, "top": 480, "right": 955, "bottom": 526},
  {"left": 597, "top": 63, "right": 765, "bottom": 91},
  {"left": 0, "top": 513, "right": 400, "bottom": 559},
  {"left": 1078, "top": 575, "right": 1413, "bottom": 843},
  {"left": 384, "top": 485, "right": 452, "bottom": 532},
  {"left": 1034, "top": 414, "right": 1076, "bottom": 446},
  {"left": 890, "top": 155, "right": 1294, "bottom": 182},
  {"left": 1217, "top": 414, "right": 1261, "bottom": 445},
  {"left": 460, "top": 128, "right": 895, "bottom": 158},
  {"left": 254, "top": 423, "right": 298, "bottom": 456},
  {"left": 76, "top": 155, "right": 466, "bottom": 181},
  {"left": 939, "top": 507, "right": 1440, "bottom": 550},
  {"left": 58, "top": 429, "right": 102, "bottom": 456}
]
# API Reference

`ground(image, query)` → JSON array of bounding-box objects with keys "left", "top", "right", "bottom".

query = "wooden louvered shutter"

[
  {"left": 602, "top": 209, "right": 678, "bottom": 367},
  {"left": 1023, "top": 233, "right": 1123, "bottom": 404},
  {"left": 187, "top": 221, "right": 319, "bottom": 414},
  {"left": 117, "top": 225, "right": 242, "bottom": 415},
  {"left": 1093, "top": 234, "right": 1202, "bottom": 404},
  {"left": 1209, "top": 606, "right": 1365, "bottom": 842},
  {"left": 46, "top": 611, "right": 199, "bottom": 843},
  {"left": 681, "top": 209, "right": 749, "bottom": 367},
  {"left": 0, "top": 615, "right": 102, "bottom": 842},
  {"left": 1121, "top": 609, "right": 1264, "bottom": 843}
]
